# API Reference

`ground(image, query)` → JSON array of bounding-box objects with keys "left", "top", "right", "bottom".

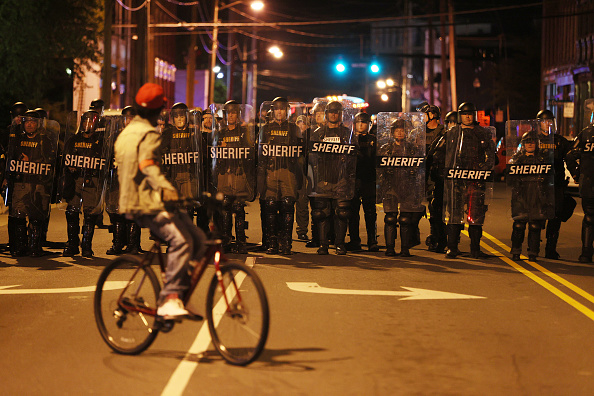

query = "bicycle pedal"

[{"left": 186, "top": 312, "right": 204, "bottom": 321}]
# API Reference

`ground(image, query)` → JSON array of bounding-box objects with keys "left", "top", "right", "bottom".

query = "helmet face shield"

[
  {"left": 171, "top": 108, "right": 188, "bottom": 128},
  {"left": 22, "top": 117, "right": 40, "bottom": 134},
  {"left": 80, "top": 112, "right": 99, "bottom": 134}
]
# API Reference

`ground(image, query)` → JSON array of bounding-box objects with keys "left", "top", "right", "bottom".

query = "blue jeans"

[{"left": 136, "top": 210, "right": 206, "bottom": 301}]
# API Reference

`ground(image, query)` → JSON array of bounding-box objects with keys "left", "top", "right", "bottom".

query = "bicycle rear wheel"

[
  {"left": 206, "top": 262, "right": 269, "bottom": 365},
  {"left": 94, "top": 256, "right": 161, "bottom": 355}
]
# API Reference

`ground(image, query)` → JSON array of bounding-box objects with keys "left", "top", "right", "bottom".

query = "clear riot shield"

[
  {"left": 4, "top": 114, "right": 58, "bottom": 220},
  {"left": 307, "top": 101, "right": 357, "bottom": 200},
  {"left": 443, "top": 124, "right": 496, "bottom": 225},
  {"left": 208, "top": 103, "right": 256, "bottom": 201},
  {"left": 257, "top": 101, "right": 306, "bottom": 200},
  {"left": 104, "top": 116, "right": 126, "bottom": 214},
  {"left": 505, "top": 120, "right": 555, "bottom": 222},
  {"left": 160, "top": 109, "right": 203, "bottom": 201},
  {"left": 375, "top": 112, "right": 426, "bottom": 213},
  {"left": 58, "top": 111, "right": 111, "bottom": 215}
]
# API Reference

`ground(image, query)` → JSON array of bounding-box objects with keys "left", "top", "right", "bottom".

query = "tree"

[{"left": 0, "top": 0, "right": 103, "bottom": 126}]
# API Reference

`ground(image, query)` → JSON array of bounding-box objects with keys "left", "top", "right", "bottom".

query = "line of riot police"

[{"left": 0, "top": 96, "right": 585, "bottom": 263}]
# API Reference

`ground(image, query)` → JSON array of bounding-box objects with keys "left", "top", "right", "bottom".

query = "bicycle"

[{"left": 93, "top": 195, "right": 269, "bottom": 366}]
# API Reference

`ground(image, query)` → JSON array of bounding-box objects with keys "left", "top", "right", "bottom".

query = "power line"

[{"left": 116, "top": 0, "right": 147, "bottom": 12}]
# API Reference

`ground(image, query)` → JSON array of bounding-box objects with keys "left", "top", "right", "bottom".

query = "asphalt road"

[{"left": 0, "top": 182, "right": 593, "bottom": 395}]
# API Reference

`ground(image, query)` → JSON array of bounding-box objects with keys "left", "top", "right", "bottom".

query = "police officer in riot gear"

[
  {"left": 105, "top": 106, "right": 142, "bottom": 255},
  {"left": 212, "top": 100, "right": 255, "bottom": 253},
  {"left": 444, "top": 111, "right": 458, "bottom": 132},
  {"left": 441, "top": 102, "right": 496, "bottom": 259},
  {"left": 508, "top": 129, "right": 555, "bottom": 261},
  {"left": 347, "top": 112, "right": 378, "bottom": 252},
  {"left": 567, "top": 100, "right": 594, "bottom": 262},
  {"left": 258, "top": 97, "right": 304, "bottom": 255},
  {"left": 419, "top": 103, "right": 447, "bottom": 252},
  {"left": 295, "top": 114, "right": 310, "bottom": 241},
  {"left": 61, "top": 110, "right": 109, "bottom": 257},
  {"left": 377, "top": 118, "right": 425, "bottom": 256},
  {"left": 535, "top": 109, "right": 573, "bottom": 259},
  {"left": 4, "top": 110, "right": 57, "bottom": 256},
  {"left": 309, "top": 101, "right": 356, "bottom": 255}
]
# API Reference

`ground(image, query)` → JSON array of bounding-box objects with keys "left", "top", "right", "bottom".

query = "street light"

[
  {"left": 209, "top": 0, "right": 264, "bottom": 105},
  {"left": 377, "top": 80, "right": 386, "bottom": 89}
]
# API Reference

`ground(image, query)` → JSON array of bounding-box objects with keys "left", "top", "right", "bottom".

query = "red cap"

[{"left": 135, "top": 83, "right": 167, "bottom": 109}]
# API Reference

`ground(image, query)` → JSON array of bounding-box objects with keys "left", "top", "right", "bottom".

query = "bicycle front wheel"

[
  {"left": 206, "top": 262, "right": 269, "bottom": 365},
  {"left": 94, "top": 256, "right": 161, "bottom": 355}
]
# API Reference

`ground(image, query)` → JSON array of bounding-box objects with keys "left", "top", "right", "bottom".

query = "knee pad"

[
  {"left": 222, "top": 195, "right": 235, "bottom": 210},
  {"left": 281, "top": 196, "right": 296, "bottom": 212},
  {"left": 384, "top": 212, "right": 398, "bottom": 225},
  {"left": 513, "top": 221, "right": 526, "bottom": 231},
  {"left": 528, "top": 222, "right": 543, "bottom": 232},
  {"left": 398, "top": 212, "right": 414, "bottom": 226},
  {"left": 312, "top": 199, "right": 330, "bottom": 221},
  {"left": 335, "top": 200, "right": 351, "bottom": 220}
]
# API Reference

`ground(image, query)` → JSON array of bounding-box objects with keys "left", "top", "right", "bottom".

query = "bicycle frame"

[{"left": 115, "top": 239, "right": 232, "bottom": 320}]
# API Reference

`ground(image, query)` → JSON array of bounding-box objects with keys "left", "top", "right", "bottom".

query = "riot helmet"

[
  {"left": 417, "top": 102, "right": 441, "bottom": 121},
  {"left": 202, "top": 108, "right": 213, "bottom": 130},
  {"left": 271, "top": 97, "right": 289, "bottom": 122},
  {"left": 457, "top": 102, "right": 477, "bottom": 125},
  {"left": 157, "top": 109, "right": 169, "bottom": 133},
  {"left": 22, "top": 110, "right": 41, "bottom": 135},
  {"left": 520, "top": 131, "right": 539, "bottom": 154},
  {"left": 89, "top": 99, "right": 105, "bottom": 114},
  {"left": 325, "top": 101, "right": 343, "bottom": 125},
  {"left": 390, "top": 118, "right": 408, "bottom": 141},
  {"left": 223, "top": 100, "right": 240, "bottom": 125},
  {"left": 34, "top": 107, "right": 48, "bottom": 119},
  {"left": 171, "top": 102, "right": 189, "bottom": 129},
  {"left": 11, "top": 102, "right": 28, "bottom": 123},
  {"left": 354, "top": 112, "right": 371, "bottom": 134},
  {"left": 79, "top": 110, "right": 100, "bottom": 135},
  {"left": 296, "top": 115, "right": 308, "bottom": 131},
  {"left": 121, "top": 105, "right": 137, "bottom": 127},
  {"left": 445, "top": 111, "right": 458, "bottom": 131},
  {"left": 536, "top": 109, "right": 556, "bottom": 135}
]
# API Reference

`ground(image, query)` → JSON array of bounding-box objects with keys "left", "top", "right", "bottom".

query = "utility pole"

[
  {"left": 439, "top": 0, "right": 448, "bottom": 110},
  {"left": 448, "top": 0, "right": 458, "bottom": 109},
  {"left": 102, "top": 0, "right": 113, "bottom": 107},
  {"left": 208, "top": 0, "right": 220, "bottom": 105},
  {"left": 186, "top": 7, "right": 197, "bottom": 107}
]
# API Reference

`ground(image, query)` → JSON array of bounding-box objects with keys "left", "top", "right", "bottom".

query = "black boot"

[
  {"left": 63, "top": 212, "right": 80, "bottom": 256},
  {"left": 510, "top": 221, "right": 525, "bottom": 259},
  {"left": 265, "top": 200, "right": 279, "bottom": 255},
  {"left": 29, "top": 220, "right": 47, "bottom": 257},
  {"left": 469, "top": 225, "right": 488, "bottom": 259},
  {"left": 280, "top": 198, "right": 295, "bottom": 255},
  {"left": 545, "top": 219, "right": 561, "bottom": 260},
  {"left": 446, "top": 224, "right": 462, "bottom": 258},
  {"left": 81, "top": 215, "right": 97, "bottom": 257},
  {"left": 579, "top": 220, "right": 594, "bottom": 263},
  {"left": 9, "top": 217, "right": 28, "bottom": 257},
  {"left": 258, "top": 199, "right": 269, "bottom": 252},
  {"left": 365, "top": 213, "right": 379, "bottom": 252},
  {"left": 234, "top": 202, "right": 248, "bottom": 254},
  {"left": 317, "top": 217, "right": 330, "bottom": 255},
  {"left": 384, "top": 220, "right": 397, "bottom": 257},
  {"left": 107, "top": 221, "right": 126, "bottom": 255},
  {"left": 527, "top": 222, "right": 543, "bottom": 260},
  {"left": 124, "top": 222, "right": 142, "bottom": 254}
]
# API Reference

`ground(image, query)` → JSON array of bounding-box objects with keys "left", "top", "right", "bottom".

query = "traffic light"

[
  {"left": 335, "top": 61, "right": 346, "bottom": 73},
  {"left": 370, "top": 62, "right": 380, "bottom": 73}
]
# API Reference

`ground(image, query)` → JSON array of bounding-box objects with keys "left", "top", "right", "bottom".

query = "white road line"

[
  {"left": 0, "top": 281, "right": 128, "bottom": 295},
  {"left": 161, "top": 256, "right": 256, "bottom": 396}
]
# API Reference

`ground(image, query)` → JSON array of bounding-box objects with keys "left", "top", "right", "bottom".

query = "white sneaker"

[{"left": 157, "top": 298, "right": 189, "bottom": 318}]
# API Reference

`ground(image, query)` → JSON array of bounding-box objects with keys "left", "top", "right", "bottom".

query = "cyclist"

[{"left": 114, "top": 83, "right": 206, "bottom": 319}]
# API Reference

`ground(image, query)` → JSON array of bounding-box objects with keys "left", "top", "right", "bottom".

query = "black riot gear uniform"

[
  {"left": 377, "top": 117, "right": 426, "bottom": 256},
  {"left": 347, "top": 112, "right": 378, "bottom": 252},
  {"left": 421, "top": 103, "right": 447, "bottom": 253},
  {"left": 441, "top": 102, "right": 496, "bottom": 259},
  {"left": 211, "top": 101, "right": 256, "bottom": 253},
  {"left": 567, "top": 102, "right": 594, "bottom": 262},
  {"left": 258, "top": 98, "right": 305, "bottom": 255},
  {"left": 508, "top": 129, "right": 555, "bottom": 260},
  {"left": 61, "top": 110, "right": 109, "bottom": 257},
  {"left": 309, "top": 101, "right": 357, "bottom": 255},
  {"left": 535, "top": 110, "right": 573, "bottom": 259},
  {"left": 5, "top": 110, "right": 57, "bottom": 257}
]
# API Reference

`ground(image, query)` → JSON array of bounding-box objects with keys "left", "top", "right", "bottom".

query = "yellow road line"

[
  {"left": 481, "top": 231, "right": 594, "bottom": 305},
  {"left": 461, "top": 230, "right": 594, "bottom": 322}
]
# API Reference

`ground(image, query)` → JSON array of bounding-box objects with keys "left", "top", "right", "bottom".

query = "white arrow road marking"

[
  {"left": 0, "top": 281, "right": 129, "bottom": 295},
  {"left": 287, "top": 282, "right": 485, "bottom": 300}
]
